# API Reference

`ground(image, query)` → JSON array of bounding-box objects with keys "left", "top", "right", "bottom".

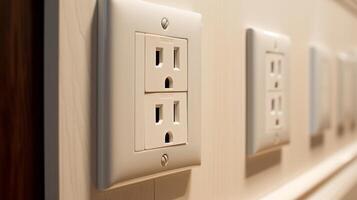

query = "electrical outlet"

[
  {"left": 145, "top": 34, "right": 187, "bottom": 92},
  {"left": 309, "top": 45, "right": 332, "bottom": 136},
  {"left": 265, "top": 92, "right": 285, "bottom": 132},
  {"left": 144, "top": 92, "right": 187, "bottom": 149},
  {"left": 246, "top": 28, "right": 290, "bottom": 156},
  {"left": 265, "top": 53, "right": 286, "bottom": 132},
  {"left": 337, "top": 53, "right": 357, "bottom": 133},
  {"left": 98, "top": 0, "right": 201, "bottom": 190},
  {"left": 139, "top": 33, "right": 189, "bottom": 150},
  {"left": 265, "top": 53, "right": 284, "bottom": 91}
]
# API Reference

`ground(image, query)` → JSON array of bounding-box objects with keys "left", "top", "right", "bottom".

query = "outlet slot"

[
  {"left": 278, "top": 96, "right": 282, "bottom": 111},
  {"left": 165, "top": 132, "right": 173, "bottom": 143},
  {"left": 174, "top": 47, "right": 180, "bottom": 69},
  {"left": 274, "top": 81, "right": 279, "bottom": 89},
  {"left": 174, "top": 101, "right": 180, "bottom": 122},
  {"left": 270, "top": 61, "right": 275, "bottom": 74},
  {"left": 271, "top": 98, "right": 275, "bottom": 112},
  {"left": 275, "top": 118, "right": 280, "bottom": 126},
  {"left": 156, "top": 47, "right": 163, "bottom": 67},
  {"left": 155, "top": 105, "right": 163, "bottom": 124},
  {"left": 278, "top": 59, "right": 282, "bottom": 75},
  {"left": 165, "top": 77, "right": 173, "bottom": 88}
]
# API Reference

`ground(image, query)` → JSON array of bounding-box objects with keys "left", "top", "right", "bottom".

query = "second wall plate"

[{"left": 246, "top": 28, "right": 291, "bottom": 156}]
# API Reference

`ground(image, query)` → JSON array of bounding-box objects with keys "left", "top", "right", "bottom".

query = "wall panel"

[{"left": 58, "top": 0, "right": 357, "bottom": 199}]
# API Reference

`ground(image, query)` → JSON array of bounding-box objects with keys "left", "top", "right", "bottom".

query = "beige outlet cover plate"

[
  {"left": 309, "top": 45, "right": 332, "bottom": 136},
  {"left": 336, "top": 53, "right": 357, "bottom": 131},
  {"left": 98, "top": 0, "right": 201, "bottom": 190},
  {"left": 246, "top": 28, "right": 291, "bottom": 156}
]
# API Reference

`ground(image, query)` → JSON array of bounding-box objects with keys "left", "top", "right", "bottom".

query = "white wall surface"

[{"left": 56, "top": 0, "right": 357, "bottom": 199}]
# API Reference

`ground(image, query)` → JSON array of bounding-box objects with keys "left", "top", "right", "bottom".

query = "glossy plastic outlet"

[
  {"left": 246, "top": 28, "right": 290, "bottom": 156},
  {"left": 98, "top": 0, "right": 201, "bottom": 190},
  {"left": 309, "top": 45, "right": 332, "bottom": 136}
]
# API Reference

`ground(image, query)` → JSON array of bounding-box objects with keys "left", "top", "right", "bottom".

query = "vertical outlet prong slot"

[
  {"left": 164, "top": 77, "right": 173, "bottom": 88},
  {"left": 155, "top": 104, "right": 163, "bottom": 124},
  {"left": 278, "top": 59, "right": 282, "bottom": 75},
  {"left": 174, "top": 101, "right": 180, "bottom": 123},
  {"left": 275, "top": 118, "right": 280, "bottom": 126},
  {"left": 156, "top": 47, "right": 163, "bottom": 67},
  {"left": 271, "top": 98, "right": 275, "bottom": 113},
  {"left": 270, "top": 61, "right": 275, "bottom": 75},
  {"left": 278, "top": 96, "right": 282, "bottom": 112},
  {"left": 174, "top": 47, "right": 180, "bottom": 69},
  {"left": 165, "top": 132, "right": 173, "bottom": 143}
]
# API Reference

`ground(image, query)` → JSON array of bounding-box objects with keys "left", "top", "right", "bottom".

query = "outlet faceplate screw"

[
  {"left": 161, "top": 17, "right": 169, "bottom": 30},
  {"left": 161, "top": 154, "right": 169, "bottom": 167}
]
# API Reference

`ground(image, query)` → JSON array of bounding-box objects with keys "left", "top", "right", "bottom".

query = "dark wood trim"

[{"left": 0, "top": 0, "right": 44, "bottom": 199}]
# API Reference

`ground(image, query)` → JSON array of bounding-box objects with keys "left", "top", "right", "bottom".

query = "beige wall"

[
  {"left": 344, "top": 184, "right": 357, "bottom": 200},
  {"left": 57, "top": 0, "right": 357, "bottom": 199}
]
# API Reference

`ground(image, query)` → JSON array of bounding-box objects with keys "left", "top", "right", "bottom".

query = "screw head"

[
  {"left": 161, "top": 154, "right": 169, "bottom": 167},
  {"left": 161, "top": 17, "right": 169, "bottom": 30}
]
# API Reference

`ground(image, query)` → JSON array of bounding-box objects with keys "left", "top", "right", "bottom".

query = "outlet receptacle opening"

[
  {"left": 174, "top": 47, "right": 180, "bottom": 69},
  {"left": 271, "top": 98, "right": 275, "bottom": 112},
  {"left": 278, "top": 96, "right": 282, "bottom": 111},
  {"left": 155, "top": 105, "right": 163, "bottom": 124},
  {"left": 270, "top": 61, "right": 275, "bottom": 74},
  {"left": 165, "top": 77, "right": 173, "bottom": 88},
  {"left": 165, "top": 132, "right": 173, "bottom": 143},
  {"left": 275, "top": 118, "right": 280, "bottom": 126},
  {"left": 156, "top": 47, "right": 163, "bottom": 67},
  {"left": 278, "top": 60, "right": 282, "bottom": 74},
  {"left": 174, "top": 101, "right": 180, "bottom": 122},
  {"left": 274, "top": 81, "right": 279, "bottom": 88}
]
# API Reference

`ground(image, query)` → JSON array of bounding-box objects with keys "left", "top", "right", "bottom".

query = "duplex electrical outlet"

[
  {"left": 309, "top": 45, "right": 332, "bottom": 136},
  {"left": 265, "top": 53, "right": 286, "bottom": 133},
  {"left": 136, "top": 33, "right": 189, "bottom": 151},
  {"left": 98, "top": 0, "right": 201, "bottom": 190},
  {"left": 337, "top": 53, "right": 357, "bottom": 133},
  {"left": 246, "top": 28, "right": 290, "bottom": 156}
]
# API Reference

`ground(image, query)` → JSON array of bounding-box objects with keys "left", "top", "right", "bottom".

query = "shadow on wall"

[
  {"left": 88, "top": 2, "right": 190, "bottom": 200},
  {"left": 334, "top": 0, "right": 357, "bottom": 17},
  {"left": 245, "top": 128, "right": 328, "bottom": 177},
  {"left": 154, "top": 171, "right": 191, "bottom": 200},
  {"left": 310, "top": 133, "right": 325, "bottom": 148},
  {"left": 245, "top": 149, "right": 282, "bottom": 178}
]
